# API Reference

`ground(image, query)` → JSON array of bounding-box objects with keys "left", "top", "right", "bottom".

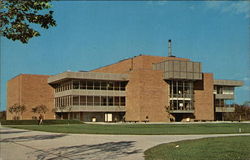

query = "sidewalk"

[{"left": 1, "top": 126, "right": 250, "bottom": 160}]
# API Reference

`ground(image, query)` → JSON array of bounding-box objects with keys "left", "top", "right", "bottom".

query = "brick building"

[
  {"left": 7, "top": 53, "right": 243, "bottom": 122},
  {"left": 7, "top": 74, "right": 55, "bottom": 120}
]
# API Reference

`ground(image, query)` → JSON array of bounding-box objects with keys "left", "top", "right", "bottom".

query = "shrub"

[{"left": 0, "top": 119, "right": 83, "bottom": 125}]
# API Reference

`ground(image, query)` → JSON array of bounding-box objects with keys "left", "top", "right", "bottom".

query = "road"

[{"left": 1, "top": 126, "right": 250, "bottom": 160}]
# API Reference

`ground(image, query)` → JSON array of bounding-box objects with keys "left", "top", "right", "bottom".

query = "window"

[
  {"left": 87, "top": 81, "right": 93, "bottom": 90},
  {"left": 80, "top": 80, "right": 86, "bottom": 89},
  {"left": 94, "top": 96, "right": 101, "bottom": 105},
  {"left": 107, "top": 82, "right": 114, "bottom": 90},
  {"left": 120, "top": 82, "right": 127, "bottom": 90},
  {"left": 73, "top": 81, "right": 80, "bottom": 89},
  {"left": 87, "top": 96, "right": 93, "bottom": 105},
  {"left": 108, "top": 97, "right": 114, "bottom": 106},
  {"left": 80, "top": 96, "right": 86, "bottom": 105},
  {"left": 120, "top": 97, "right": 126, "bottom": 106},
  {"left": 94, "top": 81, "right": 100, "bottom": 90},
  {"left": 73, "top": 96, "right": 79, "bottom": 105}
]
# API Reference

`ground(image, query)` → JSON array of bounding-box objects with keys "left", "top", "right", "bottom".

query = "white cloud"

[
  {"left": 242, "top": 86, "right": 250, "bottom": 91},
  {"left": 243, "top": 77, "right": 250, "bottom": 81},
  {"left": 205, "top": 1, "right": 250, "bottom": 19}
]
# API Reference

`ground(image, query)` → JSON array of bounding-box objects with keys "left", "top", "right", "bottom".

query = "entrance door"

[{"left": 105, "top": 113, "right": 112, "bottom": 122}]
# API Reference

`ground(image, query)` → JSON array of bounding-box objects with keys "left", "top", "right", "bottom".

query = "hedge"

[{"left": 0, "top": 119, "right": 83, "bottom": 125}]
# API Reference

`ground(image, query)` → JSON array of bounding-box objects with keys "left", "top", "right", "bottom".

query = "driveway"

[{"left": 1, "top": 126, "right": 250, "bottom": 160}]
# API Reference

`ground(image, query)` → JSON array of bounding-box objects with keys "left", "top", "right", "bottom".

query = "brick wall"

[
  {"left": 194, "top": 73, "right": 214, "bottom": 120},
  {"left": 92, "top": 55, "right": 189, "bottom": 122},
  {"left": 7, "top": 75, "right": 21, "bottom": 120},
  {"left": 92, "top": 54, "right": 189, "bottom": 74},
  {"left": 7, "top": 74, "right": 55, "bottom": 120}
]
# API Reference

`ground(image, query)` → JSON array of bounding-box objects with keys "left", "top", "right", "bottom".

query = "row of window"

[
  {"left": 55, "top": 80, "right": 127, "bottom": 92},
  {"left": 168, "top": 80, "right": 194, "bottom": 98},
  {"left": 214, "top": 86, "right": 234, "bottom": 95},
  {"left": 55, "top": 96, "right": 126, "bottom": 107},
  {"left": 214, "top": 99, "right": 233, "bottom": 107}
]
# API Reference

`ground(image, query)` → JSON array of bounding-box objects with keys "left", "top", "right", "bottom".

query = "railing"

[
  {"left": 215, "top": 106, "right": 235, "bottom": 112},
  {"left": 55, "top": 105, "right": 126, "bottom": 112},
  {"left": 170, "top": 94, "right": 192, "bottom": 98},
  {"left": 170, "top": 106, "right": 194, "bottom": 111},
  {"left": 214, "top": 94, "right": 234, "bottom": 100}
]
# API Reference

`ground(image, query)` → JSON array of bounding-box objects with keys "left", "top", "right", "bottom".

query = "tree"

[
  {"left": 0, "top": 0, "right": 56, "bottom": 43},
  {"left": 54, "top": 104, "right": 72, "bottom": 120},
  {"left": 32, "top": 104, "right": 49, "bottom": 119},
  {"left": 8, "top": 104, "right": 26, "bottom": 120}
]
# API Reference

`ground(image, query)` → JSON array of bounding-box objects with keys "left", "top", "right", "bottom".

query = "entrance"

[{"left": 105, "top": 113, "right": 112, "bottom": 122}]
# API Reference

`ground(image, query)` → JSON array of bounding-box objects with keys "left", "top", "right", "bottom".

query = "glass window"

[
  {"left": 101, "top": 96, "right": 107, "bottom": 106},
  {"left": 94, "top": 81, "right": 100, "bottom": 90},
  {"left": 114, "top": 82, "right": 120, "bottom": 90},
  {"left": 87, "top": 96, "right": 93, "bottom": 105},
  {"left": 94, "top": 96, "right": 101, "bottom": 106},
  {"left": 87, "top": 81, "right": 93, "bottom": 90},
  {"left": 114, "top": 97, "right": 120, "bottom": 106},
  {"left": 101, "top": 81, "right": 107, "bottom": 90},
  {"left": 120, "top": 82, "right": 127, "bottom": 90},
  {"left": 73, "top": 81, "right": 80, "bottom": 89},
  {"left": 80, "top": 80, "right": 86, "bottom": 89},
  {"left": 73, "top": 96, "right": 79, "bottom": 105},
  {"left": 120, "top": 97, "right": 126, "bottom": 106},
  {"left": 80, "top": 96, "right": 86, "bottom": 105},
  {"left": 107, "top": 82, "right": 114, "bottom": 90},
  {"left": 108, "top": 97, "right": 114, "bottom": 106}
]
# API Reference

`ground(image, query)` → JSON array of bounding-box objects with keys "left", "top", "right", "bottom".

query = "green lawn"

[
  {"left": 144, "top": 136, "right": 250, "bottom": 160},
  {"left": 5, "top": 123, "right": 250, "bottom": 135}
]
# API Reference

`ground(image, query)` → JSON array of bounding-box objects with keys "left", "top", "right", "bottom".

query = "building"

[
  {"left": 7, "top": 74, "right": 55, "bottom": 120},
  {"left": 7, "top": 44, "right": 244, "bottom": 122}
]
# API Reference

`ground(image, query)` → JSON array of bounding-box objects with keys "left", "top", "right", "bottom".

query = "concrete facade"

[{"left": 6, "top": 55, "right": 244, "bottom": 122}]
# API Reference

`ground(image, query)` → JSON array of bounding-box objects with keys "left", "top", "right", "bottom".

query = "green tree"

[
  {"left": 0, "top": 0, "right": 56, "bottom": 43},
  {"left": 8, "top": 104, "right": 26, "bottom": 120},
  {"left": 32, "top": 104, "right": 49, "bottom": 119},
  {"left": 54, "top": 104, "right": 72, "bottom": 120}
]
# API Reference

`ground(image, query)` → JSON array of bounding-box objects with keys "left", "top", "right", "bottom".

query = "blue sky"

[{"left": 1, "top": 1, "right": 250, "bottom": 110}]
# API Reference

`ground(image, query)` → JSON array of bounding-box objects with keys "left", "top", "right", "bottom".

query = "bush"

[{"left": 0, "top": 119, "right": 83, "bottom": 125}]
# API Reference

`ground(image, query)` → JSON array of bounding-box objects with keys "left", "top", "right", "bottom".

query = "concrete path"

[{"left": 1, "top": 127, "right": 250, "bottom": 160}]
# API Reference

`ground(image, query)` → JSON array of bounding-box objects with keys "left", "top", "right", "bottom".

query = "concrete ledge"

[
  {"left": 214, "top": 80, "right": 244, "bottom": 86},
  {"left": 215, "top": 107, "right": 235, "bottom": 112},
  {"left": 48, "top": 71, "right": 129, "bottom": 84},
  {"left": 55, "top": 90, "right": 126, "bottom": 97},
  {"left": 169, "top": 110, "right": 194, "bottom": 113},
  {"left": 215, "top": 94, "right": 234, "bottom": 99},
  {"left": 56, "top": 105, "right": 126, "bottom": 112}
]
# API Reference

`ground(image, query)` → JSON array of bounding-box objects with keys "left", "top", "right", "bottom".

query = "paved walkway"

[{"left": 1, "top": 127, "right": 250, "bottom": 160}]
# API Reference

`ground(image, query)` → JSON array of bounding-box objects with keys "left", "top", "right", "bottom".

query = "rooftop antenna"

[{"left": 168, "top": 39, "right": 172, "bottom": 57}]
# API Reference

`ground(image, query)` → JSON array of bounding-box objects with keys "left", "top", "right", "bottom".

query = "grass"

[
  {"left": 144, "top": 136, "right": 250, "bottom": 160},
  {"left": 4, "top": 123, "right": 250, "bottom": 135}
]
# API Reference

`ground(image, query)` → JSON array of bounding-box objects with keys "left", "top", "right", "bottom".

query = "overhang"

[
  {"left": 153, "top": 60, "right": 202, "bottom": 80},
  {"left": 215, "top": 107, "right": 235, "bottom": 112},
  {"left": 48, "top": 71, "right": 129, "bottom": 84},
  {"left": 214, "top": 80, "right": 244, "bottom": 87}
]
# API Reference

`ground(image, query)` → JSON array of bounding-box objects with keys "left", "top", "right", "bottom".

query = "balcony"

[
  {"left": 55, "top": 89, "right": 126, "bottom": 97},
  {"left": 169, "top": 106, "right": 194, "bottom": 113},
  {"left": 215, "top": 94, "right": 234, "bottom": 100},
  {"left": 55, "top": 105, "right": 126, "bottom": 112},
  {"left": 215, "top": 107, "right": 235, "bottom": 112},
  {"left": 169, "top": 110, "right": 194, "bottom": 113}
]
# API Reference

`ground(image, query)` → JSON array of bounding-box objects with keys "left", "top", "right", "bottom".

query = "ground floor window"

[{"left": 55, "top": 112, "right": 125, "bottom": 122}]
